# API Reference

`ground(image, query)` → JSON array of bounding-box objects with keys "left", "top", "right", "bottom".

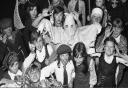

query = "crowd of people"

[{"left": 0, "top": 0, "right": 128, "bottom": 88}]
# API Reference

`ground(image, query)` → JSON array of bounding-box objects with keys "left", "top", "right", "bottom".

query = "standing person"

[
  {"left": 95, "top": 18, "right": 127, "bottom": 87},
  {"left": 68, "top": 0, "right": 86, "bottom": 26},
  {"left": 40, "top": 44, "right": 75, "bottom": 88},
  {"left": 0, "top": 52, "right": 22, "bottom": 88},
  {"left": 49, "top": 0, "right": 68, "bottom": 12},
  {"left": 73, "top": 42, "right": 97, "bottom": 88},
  {"left": 106, "top": 0, "right": 123, "bottom": 22},
  {"left": 95, "top": 0, "right": 110, "bottom": 27},
  {"left": 93, "top": 37, "right": 128, "bottom": 88}
]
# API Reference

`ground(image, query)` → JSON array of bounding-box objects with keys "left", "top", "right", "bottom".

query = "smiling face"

[
  {"left": 96, "top": 0, "right": 104, "bottom": 7},
  {"left": 112, "top": 27, "right": 122, "bottom": 38},
  {"left": 29, "top": 6, "right": 37, "bottom": 20},
  {"left": 60, "top": 53, "right": 69, "bottom": 66},
  {"left": 28, "top": 68, "right": 40, "bottom": 83},
  {"left": 104, "top": 41, "right": 115, "bottom": 56},
  {"left": 34, "top": 36, "right": 44, "bottom": 51},
  {"left": 74, "top": 54, "right": 84, "bottom": 66},
  {"left": 9, "top": 61, "right": 19, "bottom": 74},
  {"left": 54, "top": 12, "right": 63, "bottom": 27}
]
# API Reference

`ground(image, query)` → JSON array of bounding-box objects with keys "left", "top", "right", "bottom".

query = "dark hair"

[
  {"left": 26, "top": 2, "right": 39, "bottom": 22},
  {"left": 29, "top": 64, "right": 40, "bottom": 73},
  {"left": 104, "top": 36, "right": 117, "bottom": 46},
  {"left": 30, "top": 30, "right": 45, "bottom": 45},
  {"left": 73, "top": 42, "right": 89, "bottom": 74},
  {"left": 56, "top": 53, "right": 73, "bottom": 68},
  {"left": 113, "top": 18, "right": 123, "bottom": 28},
  {"left": 3, "top": 52, "right": 19, "bottom": 69},
  {"left": 53, "top": 6, "right": 65, "bottom": 26}
]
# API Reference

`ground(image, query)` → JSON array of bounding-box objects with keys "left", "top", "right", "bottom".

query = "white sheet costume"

[{"left": 37, "top": 8, "right": 103, "bottom": 54}]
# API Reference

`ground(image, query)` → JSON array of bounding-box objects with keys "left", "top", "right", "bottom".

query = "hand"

[
  {"left": 68, "top": 79, "right": 73, "bottom": 88},
  {"left": 105, "top": 27, "right": 112, "bottom": 37},
  {"left": 72, "top": 11, "right": 79, "bottom": 21},
  {"left": 96, "top": 45, "right": 104, "bottom": 53},
  {"left": 114, "top": 45, "right": 121, "bottom": 57},
  {"left": 28, "top": 42, "right": 35, "bottom": 53},
  {"left": 87, "top": 15, "right": 91, "bottom": 21},
  {"left": 2, "top": 34, "right": 7, "bottom": 43}
]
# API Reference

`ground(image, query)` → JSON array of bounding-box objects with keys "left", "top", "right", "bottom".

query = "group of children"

[{"left": 0, "top": 0, "right": 128, "bottom": 88}]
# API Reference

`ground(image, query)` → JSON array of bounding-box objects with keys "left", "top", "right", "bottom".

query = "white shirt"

[
  {"left": 89, "top": 59, "right": 97, "bottom": 87},
  {"left": 23, "top": 53, "right": 36, "bottom": 72},
  {"left": 115, "top": 35, "right": 121, "bottom": 44},
  {"left": 36, "top": 45, "right": 53, "bottom": 63},
  {"left": 8, "top": 70, "right": 22, "bottom": 80},
  {"left": 91, "top": 53, "right": 128, "bottom": 66},
  {"left": 40, "top": 60, "right": 75, "bottom": 84}
]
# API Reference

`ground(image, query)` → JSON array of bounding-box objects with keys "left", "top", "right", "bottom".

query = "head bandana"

[{"left": 91, "top": 8, "right": 103, "bottom": 19}]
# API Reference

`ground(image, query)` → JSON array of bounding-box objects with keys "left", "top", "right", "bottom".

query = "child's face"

[
  {"left": 74, "top": 55, "right": 84, "bottom": 66},
  {"left": 29, "top": 70, "right": 40, "bottom": 83},
  {"left": 54, "top": 12, "right": 63, "bottom": 27},
  {"left": 60, "top": 53, "right": 69, "bottom": 66},
  {"left": 34, "top": 37, "right": 43, "bottom": 51},
  {"left": 29, "top": 6, "right": 37, "bottom": 20},
  {"left": 104, "top": 41, "right": 115, "bottom": 56},
  {"left": 9, "top": 61, "right": 19, "bottom": 74},
  {"left": 96, "top": 0, "right": 104, "bottom": 7},
  {"left": 112, "top": 27, "right": 122, "bottom": 38},
  {"left": 3, "top": 27, "right": 12, "bottom": 37}
]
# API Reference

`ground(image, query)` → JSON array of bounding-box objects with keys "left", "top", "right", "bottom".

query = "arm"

[
  {"left": 40, "top": 61, "right": 57, "bottom": 80},
  {"left": 32, "top": 14, "right": 44, "bottom": 28},
  {"left": 89, "top": 59, "right": 97, "bottom": 88},
  {"left": 116, "top": 54, "right": 128, "bottom": 66},
  {"left": 46, "top": 45, "right": 57, "bottom": 65},
  {"left": 22, "top": 53, "right": 36, "bottom": 74},
  {"left": 68, "top": 1, "right": 72, "bottom": 12},
  {"left": 81, "top": 1, "right": 86, "bottom": 26}
]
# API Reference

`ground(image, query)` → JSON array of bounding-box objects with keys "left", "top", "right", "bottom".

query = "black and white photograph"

[{"left": 0, "top": 0, "right": 128, "bottom": 88}]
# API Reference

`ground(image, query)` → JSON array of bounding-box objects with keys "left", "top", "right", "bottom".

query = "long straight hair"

[{"left": 73, "top": 42, "right": 89, "bottom": 74}]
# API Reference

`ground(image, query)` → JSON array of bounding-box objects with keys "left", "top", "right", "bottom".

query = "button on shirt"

[{"left": 40, "top": 60, "right": 75, "bottom": 84}]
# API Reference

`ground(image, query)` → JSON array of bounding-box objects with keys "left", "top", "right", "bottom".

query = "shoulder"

[{"left": 120, "top": 35, "right": 127, "bottom": 42}]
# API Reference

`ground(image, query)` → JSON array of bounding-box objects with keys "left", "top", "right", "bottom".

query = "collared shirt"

[
  {"left": 36, "top": 45, "right": 53, "bottom": 63},
  {"left": 8, "top": 70, "right": 22, "bottom": 80},
  {"left": 115, "top": 35, "right": 121, "bottom": 44},
  {"left": 40, "top": 60, "right": 75, "bottom": 84},
  {"left": 89, "top": 59, "right": 97, "bottom": 87}
]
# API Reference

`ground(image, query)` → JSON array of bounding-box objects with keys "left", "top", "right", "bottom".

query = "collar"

[
  {"left": 115, "top": 35, "right": 121, "bottom": 43},
  {"left": 104, "top": 54, "right": 114, "bottom": 64},
  {"left": 8, "top": 71, "right": 16, "bottom": 80}
]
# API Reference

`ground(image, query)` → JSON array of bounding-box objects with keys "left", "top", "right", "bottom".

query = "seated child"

[
  {"left": 0, "top": 52, "right": 22, "bottom": 87},
  {"left": 24, "top": 63, "right": 46, "bottom": 88}
]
